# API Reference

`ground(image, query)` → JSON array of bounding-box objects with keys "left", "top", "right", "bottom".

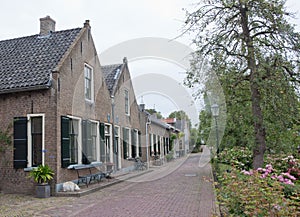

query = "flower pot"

[{"left": 36, "top": 184, "right": 50, "bottom": 198}]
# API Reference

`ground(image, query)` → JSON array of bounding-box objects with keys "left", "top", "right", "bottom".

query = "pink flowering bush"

[{"left": 217, "top": 168, "right": 299, "bottom": 216}]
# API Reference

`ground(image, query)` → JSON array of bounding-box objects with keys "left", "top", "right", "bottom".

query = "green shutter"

[
  {"left": 123, "top": 128, "right": 127, "bottom": 159},
  {"left": 13, "top": 117, "right": 28, "bottom": 169},
  {"left": 138, "top": 131, "right": 142, "bottom": 157},
  {"left": 100, "top": 122, "right": 105, "bottom": 162},
  {"left": 131, "top": 129, "right": 136, "bottom": 158},
  {"left": 61, "top": 116, "right": 70, "bottom": 168},
  {"left": 82, "top": 120, "right": 89, "bottom": 164},
  {"left": 158, "top": 135, "right": 161, "bottom": 155}
]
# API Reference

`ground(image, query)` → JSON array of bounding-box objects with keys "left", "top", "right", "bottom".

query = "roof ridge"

[{"left": 0, "top": 27, "right": 82, "bottom": 43}]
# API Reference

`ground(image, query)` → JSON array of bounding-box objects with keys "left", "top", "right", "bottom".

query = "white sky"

[{"left": 0, "top": 0, "right": 300, "bottom": 127}]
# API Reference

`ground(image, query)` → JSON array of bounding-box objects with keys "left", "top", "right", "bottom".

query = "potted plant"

[{"left": 28, "top": 164, "right": 54, "bottom": 198}]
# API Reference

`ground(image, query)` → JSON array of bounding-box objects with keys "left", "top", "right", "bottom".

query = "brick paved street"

[{"left": 0, "top": 147, "right": 218, "bottom": 217}]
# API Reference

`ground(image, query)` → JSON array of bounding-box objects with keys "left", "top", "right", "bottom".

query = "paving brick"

[{"left": 0, "top": 147, "right": 219, "bottom": 217}]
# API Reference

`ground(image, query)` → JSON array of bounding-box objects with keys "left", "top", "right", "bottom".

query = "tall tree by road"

[{"left": 184, "top": 0, "right": 300, "bottom": 168}]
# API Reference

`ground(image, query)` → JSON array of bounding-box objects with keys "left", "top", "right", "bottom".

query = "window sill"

[
  {"left": 85, "top": 99, "right": 94, "bottom": 105},
  {"left": 24, "top": 167, "right": 37, "bottom": 172}
]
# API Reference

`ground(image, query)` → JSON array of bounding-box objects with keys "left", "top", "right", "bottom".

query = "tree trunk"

[
  {"left": 239, "top": 2, "right": 266, "bottom": 169},
  {"left": 250, "top": 80, "right": 266, "bottom": 169}
]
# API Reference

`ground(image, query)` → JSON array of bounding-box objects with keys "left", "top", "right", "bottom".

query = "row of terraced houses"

[{"left": 0, "top": 16, "right": 190, "bottom": 195}]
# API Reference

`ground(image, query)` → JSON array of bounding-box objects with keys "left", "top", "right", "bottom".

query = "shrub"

[
  {"left": 217, "top": 168, "right": 300, "bottom": 216},
  {"left": 218, "top": 146, "right": 252, "bottom": 170}
]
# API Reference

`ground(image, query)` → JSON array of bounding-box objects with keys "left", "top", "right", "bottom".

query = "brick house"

[
  {"left": 139, "top": 105, "right": 176, "bottom": 166},
  {"left": 101, "top": 59, "right": 142, "bottom": 171},
  {"left": 0, "top": 16, "right": 124, "bottom": 194}
]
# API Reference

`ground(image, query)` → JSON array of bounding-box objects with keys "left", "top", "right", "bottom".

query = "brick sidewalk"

[{"left": 0, "top": 147, "right": 219, "bottom": 217}]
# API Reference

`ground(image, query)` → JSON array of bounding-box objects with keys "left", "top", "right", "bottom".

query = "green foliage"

[
  {"left": 0, "top": 125, "right": 12, "bottom": 153},
  {"left": 217, "top": 168, "right": 300, "bottom": 216},
  {"left": 28, "top": 165, "right": 54, "bottom": 184},
  {"left": 165, "top": 151, "right": 174, "bottom": 162},
  {"left": 168, "top": 110, "right": 192, "bottom": 129},
  {"left": 145, "top": 109, "right": 163, "bottom": 119},
  {"left": 218, "top": 146, "right": 253, "bottom": 170},
  {"left": 184, "top": 0, "right": 300, "bottom": 168}
]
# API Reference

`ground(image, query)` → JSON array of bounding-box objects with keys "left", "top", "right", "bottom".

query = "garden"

[{"left": 214, "top": 147, "right": 300, "bottom": 216}]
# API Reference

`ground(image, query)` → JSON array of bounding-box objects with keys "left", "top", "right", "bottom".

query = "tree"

[
  {"left": 185, "top": 0, "right": 300, "bottom": 168},
  {"left": 145, "top": 109, "right": 163, "bottom": 119},
  {"left": 168, "top": 110, "right": 192, "bottom": 129}
]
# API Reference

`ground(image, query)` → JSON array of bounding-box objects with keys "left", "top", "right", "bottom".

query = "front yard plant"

[{"left": 215, "top": 147, "right": 300, "bottom": 216}]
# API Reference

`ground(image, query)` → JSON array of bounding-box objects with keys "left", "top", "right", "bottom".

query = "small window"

[
  {"left": 84, "top": 64, "right": 93, "bottom": 101},
  {"left": 125, "top": 89, "right": 129, "bottom": 115}
]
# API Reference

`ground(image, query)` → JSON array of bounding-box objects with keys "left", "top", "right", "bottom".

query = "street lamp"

[
  {"left": 211, "top": 104, "right": 220, "bottom": 155},
  {"left": 145, "top": 116, "right": 151, "bottom": 169}
]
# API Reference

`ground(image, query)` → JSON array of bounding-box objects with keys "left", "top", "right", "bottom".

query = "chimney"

[
  {"left": 123, "top": 57, "right": 128, "bottom": 64},
  {"left": 139, "top": 104, "right": 145, "bottom": 111},
  {"left": 40, "top": 16, "right": 56, "bottom": 36}
]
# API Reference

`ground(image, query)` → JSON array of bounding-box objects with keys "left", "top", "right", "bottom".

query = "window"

[
  {"left": 61, "top": 116, "right": 81, "bottom": 167},
  {"left": 124, "top": 89, "right": 129, "bottom": 115},
  {"left": 105, "top": 124, "right": 111, "bottom": 163},
  {"left": 13, "top": 115, "right": 45, "bottom": 169},
  {"left": 123, "top": 128, "right": 130, "bottom": 159},
  {"left": 30, "top": 117, "right": 43, "bottom": 167},
  {"left": 62, "top": 116, "right": 100, "bottom": 167},
  {"left": 84, "top": 64, "right": 93, "bottom": 101},
  {"left": 69, "top": 119, "right": 79, "bottom": 164},
  {"left": 82, "top": 120, "right": 98, "bottom": 164}
]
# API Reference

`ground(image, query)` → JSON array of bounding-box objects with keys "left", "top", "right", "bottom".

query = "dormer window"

[{"left": 84, "top": 64, "right": 94, "bottom": 102}]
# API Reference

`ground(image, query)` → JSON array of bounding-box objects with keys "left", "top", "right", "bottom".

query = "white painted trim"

[
  {"left": 67, "top": 115, "right": 82, "bottom": 164},
  {"left": 135, "top": 129, "right": 139, "bottom": 157},
  {"left": 90, "top": 120, "right": 100, "bottom": 162},
  {"left": 105, "top": 123, "right": 113, "bottom": 163},
  {"left": 115, "top": 125, "right": 121, "bottom": 169},
  {"left": 84, "top": 63, "right": 94, "bottom": 103},
  {"left": 27, "top": 114, "right": 45, "bottom": 167}
]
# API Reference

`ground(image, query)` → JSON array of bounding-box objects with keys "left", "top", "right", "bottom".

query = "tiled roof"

[
  {"left": 0, "top": 28, "right": 82, "bottom": 94},
  {"left": 101, "top": 64, "right": 123, "bottom": 95}
]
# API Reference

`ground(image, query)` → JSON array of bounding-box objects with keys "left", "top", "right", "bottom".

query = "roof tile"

[{"left": 0, "top": 28, "right": 82, "bottom": 93}]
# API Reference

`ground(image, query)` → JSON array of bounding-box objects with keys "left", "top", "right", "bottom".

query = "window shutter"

[
  {"left": 138, "top": 131, "right": 142, "bottom": 157},
  {"left": 82, "top": 120, "right": 89, "bottom": 164},
  {"left": 61, "top": 116, "right": 70, "bottom": 168},
  {"left": 123, "top": 128, "right": 127, "bottom": 159},
  {"left": 13, "top": 117, "right": 28, "bottom": 169},
  {"left": 131, "top": 129, "right": 136, "bottom": 158},
  {"left": 158, "top": 135, "right": 161, "bottom": 155},
  {"left": 99, "top": 122, "right": 105, "bottom": 162}
]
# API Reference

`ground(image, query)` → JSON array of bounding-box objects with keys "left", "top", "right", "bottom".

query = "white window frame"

[
  {"left": 105, "top": 123, "right": 113, "bottom": 163},
  {"left": 67, "top": 115, "right": 82, "bottom": 164},
  {"left": 90, "top": 120, "right": 100, "bottom": 162},
  {"left": 134, "top": 129, "right": 139, "bottom": 157},
  {"left": 84, "top": 63, "right": 94, "bottom": 103},
  {"left": 115, "top": 125, "right": 121, "bottom": 169},
  {"left": 124, "top": 89, "right": 130, "bottom": 115},
  {"left": 27, "top": 114, "right": 45, "bottom": 167}
]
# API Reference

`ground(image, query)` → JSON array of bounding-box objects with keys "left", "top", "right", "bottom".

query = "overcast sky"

[{"left": 0, "top": 0, "right": 299, "bottom": 126}]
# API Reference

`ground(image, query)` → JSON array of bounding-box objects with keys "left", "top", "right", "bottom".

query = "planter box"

[{"left": 36, "top": 184, "right": 50, "bottom": 198}]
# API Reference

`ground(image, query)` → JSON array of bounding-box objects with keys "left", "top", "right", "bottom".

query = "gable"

[
  {"left": 101, "top": 64, "right": 123, "bottom": 95},
  {"left": 0, "top": 28, "right": 82, "bottom": 94}
]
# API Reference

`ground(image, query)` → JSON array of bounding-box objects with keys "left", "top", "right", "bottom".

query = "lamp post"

[
  {"left": 211, "top": 104, "right": 220, "bottom": 155},
  {"left": 145, "top": 116, "right": 151, "bottom": 169},
  {"left": 111, "top": 95, "right": 117, "bottom": 171}
]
